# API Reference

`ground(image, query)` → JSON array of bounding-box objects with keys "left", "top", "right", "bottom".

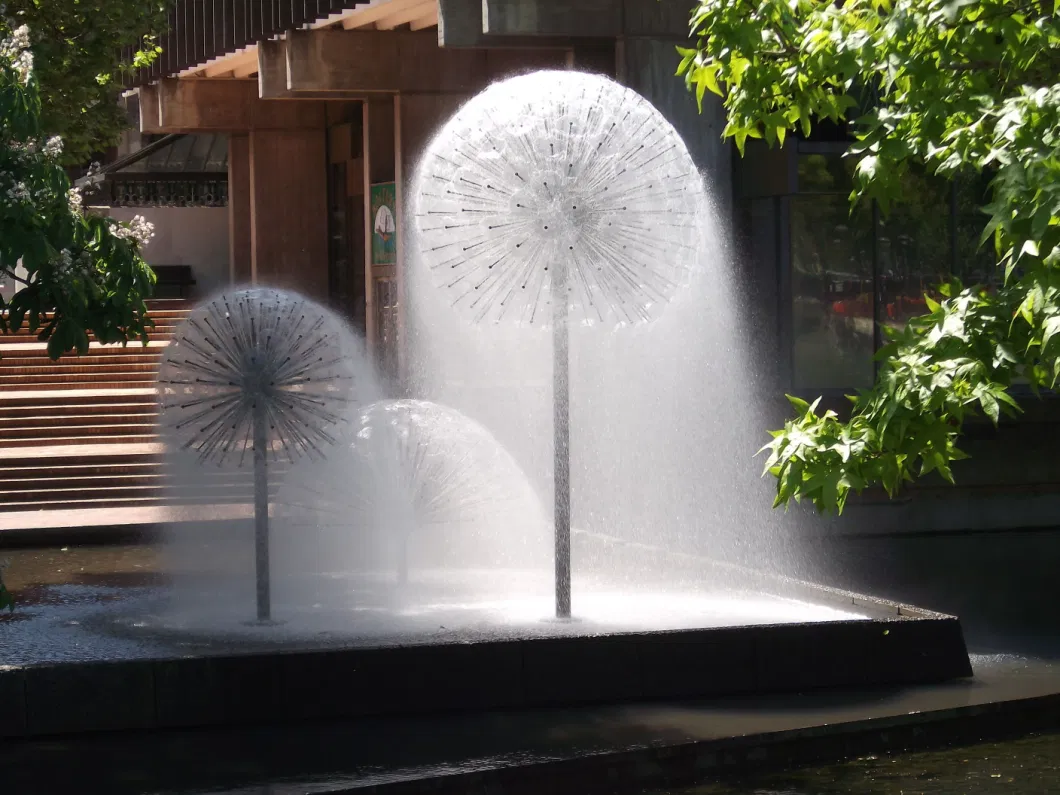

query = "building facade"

[{"left": 121, "top": 0, "right": 1060, "bottom": 535}]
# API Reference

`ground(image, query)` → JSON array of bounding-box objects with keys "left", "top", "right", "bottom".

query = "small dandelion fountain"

[
  {"left": 157, "top": 287, "right": 363, "bottom": 622},
  {"left": 413, "top": 70, "right": 705, "bottom": 618},
  {"left": 279, "top": 399, "right": 548, "bottom": 584}
]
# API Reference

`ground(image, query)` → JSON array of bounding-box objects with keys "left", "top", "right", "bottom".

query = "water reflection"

[{"left": 656, "top": 733, "right": 1060, "bottom": 794}]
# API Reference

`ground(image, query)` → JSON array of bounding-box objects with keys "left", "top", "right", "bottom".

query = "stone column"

[
  {"left": 248, "top": 129, "right": 329, "bottom": 300},
  {"left": 228, "top": 134, "right": 252, "bottom": 285}
]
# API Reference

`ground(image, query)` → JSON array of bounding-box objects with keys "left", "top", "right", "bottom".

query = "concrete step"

[
  {"left": 0, "top": 462, "right": 163, "bottom": 480},
  {"left": 0, "top": 442, "right": 163, "bottom": 462},
  {"left": 0, "top": 433, "right": 160, "bottom": 448},
  {"left": 0, "top": 353, "right": 163, "bottom": 368},
  {"left": 0, "top": 494, "right": 261, "bottom": 513},
  {"left": 0, "top": 481, "right": 267, "bottom": 502},
  {"left": 0, "top": 405, "right": 159, "bottom": 422},
  {"left": 0, "top": 362, "right": 161, "bottom": 376},
  {"left": 0, "top": 378, "right": 157, "bottom": 391},
  {"left": 0, "top": 503, "right": 255, "bottom": 531},
  {"left": 0, "top": 329, "right": 181, "bottom": 346},
  {"left": 0, "top": 325, "right": 184, "bottom": 335},
  {"left": 0, "top": 340, "right": 170, "bottom": 352},
  {"left": 0, "top": 389, "right": 157, "bottom": 408},
  {"left": 0, "top": 422, "right": 158, "bottom": 440},
  {"left": 0, "top": 469, "right": 266, "bottom": 489}
]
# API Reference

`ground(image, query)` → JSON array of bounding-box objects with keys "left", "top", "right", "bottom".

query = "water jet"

[{"left": 412, "top": 70, "right": 704, "bottom": 618}]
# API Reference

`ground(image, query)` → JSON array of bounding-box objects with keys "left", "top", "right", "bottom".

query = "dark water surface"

[{"left": 656, "top": 733, "right": 1060, "bottom": 795}]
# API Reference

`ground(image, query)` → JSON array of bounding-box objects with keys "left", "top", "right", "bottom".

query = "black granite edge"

[
  {"left": 0, "top": 666, "right": 27, "bottom": 738},
  {"left": 0, "top": 518, "right": 252, "bottom": 549},
  {"left": 337, "top": 691, "right": 1060, "bottom": 795},
  {"left": 707, "top": 559, "right": 950, "bottom": 621},
  {"left": 1, "top": 615, "right": 973, "bottom": 740},
  {"left": 573, "top": 532, "right": 948, "bottom": 621}
]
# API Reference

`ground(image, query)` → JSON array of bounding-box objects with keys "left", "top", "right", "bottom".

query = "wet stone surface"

[
  {"left": 656, "top": 732, "right": 1060, "bottom": 794},
  {"left": 0, "top": 542, "right": 869, "bottom": 666}
]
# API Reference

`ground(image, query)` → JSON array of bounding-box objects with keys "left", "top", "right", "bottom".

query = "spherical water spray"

[
  {"left": 157, "top": 287, "right": 365, "bottom": 622},
  {"left": 277, "top": 399, "right": 548, "bottom": 584},
  {"left": 413, "top": 70, "right": 705, "bottom": 617}
]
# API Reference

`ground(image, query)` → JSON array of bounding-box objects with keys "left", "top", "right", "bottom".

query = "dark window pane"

[
  {"left": 877, "top": 166, "right": 952, "bottom": 331},
  {"left": 797, "top": 153, "right": 857, "bottom": 194},
  {"left": 791, "top": 193, "right": 875, "bottom": 390},
  {"left": 955, "top": 170, "right": 998, "bottom": 289}
]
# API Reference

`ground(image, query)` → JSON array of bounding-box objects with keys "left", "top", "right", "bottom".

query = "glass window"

[
  {"left": 791, "top": 192, "right": 876, "bottom": 390},
  {"left": 955, "top": 170, "right": 998, "bottom": 290},
  {"left": 797, "top": 152, "right": 856, "bottom": 194},
  {"left": 785, "top": 152, "right": 1008, "bottom": 393},
  {"left": 876, "top": 166, "right": 952, "bottom": 332}
]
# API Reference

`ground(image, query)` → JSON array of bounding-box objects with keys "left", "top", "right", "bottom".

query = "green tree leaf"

[
  {"left": 5, "top": 0, "right": 168, "bottom": 164},
  {"left": 0, "top": 19, "right": 156, "bottom": 361},
  {"left": 682, "top": 0, "right": 1060, "bottom": 513}
]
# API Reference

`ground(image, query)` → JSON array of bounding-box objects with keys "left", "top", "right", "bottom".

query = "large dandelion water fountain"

[
  {"left": 413, "top": 69, "right": 706, "bottom": 618},
  {"left": 1, "top": 72, "right": 971, "bottom": 720},
  {"left": 158, "top": 287, "right": 363, "bottom": 622}
]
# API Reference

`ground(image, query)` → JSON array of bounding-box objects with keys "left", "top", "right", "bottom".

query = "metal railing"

[{"left": 123, "top": 0, "right": 366, "bottom": 88}]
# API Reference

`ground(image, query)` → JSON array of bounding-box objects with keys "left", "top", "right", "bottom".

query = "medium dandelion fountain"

[
  {"left": 157, "top": 287, "right": 363, "bottom": 622},
  {"left": 413, "top": 70, "right": 705, "bottom": 618}
]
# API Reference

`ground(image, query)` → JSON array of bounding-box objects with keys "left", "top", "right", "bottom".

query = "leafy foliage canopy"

[{"left": 680, "top": 0, "right": 1060, "bottom": 512}]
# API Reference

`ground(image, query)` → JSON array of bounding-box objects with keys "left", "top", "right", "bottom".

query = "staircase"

[{"left": 0, "top": 300, "right": 266, "bottom": 519}]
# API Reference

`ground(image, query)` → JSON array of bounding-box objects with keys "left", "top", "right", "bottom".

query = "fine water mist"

[
  {"left": 130, "top": 70, "right": 839, "bottom": 645},
  {"left": 406, "top": 69, "right": 795, "bottom": 598}
]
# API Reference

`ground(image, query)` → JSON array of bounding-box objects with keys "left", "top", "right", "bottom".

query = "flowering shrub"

[{"left": 0, "top": 18, "right": 155, "bottom": 358}]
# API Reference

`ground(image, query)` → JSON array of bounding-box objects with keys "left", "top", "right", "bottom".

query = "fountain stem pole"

[
  {"left": 253, "top": 401, "right": 271, "bottom": 622},
  {"left": 553, "top": 263, "right": 571, "bottom": 619}
]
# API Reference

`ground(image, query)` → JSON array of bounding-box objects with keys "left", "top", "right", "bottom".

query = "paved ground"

[{"left": 0, "top": 653, "right": 1057, "bottom": 794}]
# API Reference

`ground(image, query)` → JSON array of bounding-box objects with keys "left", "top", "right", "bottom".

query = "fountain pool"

[{"left": 0, "top": 71, "right": 974, "bottom": 742}]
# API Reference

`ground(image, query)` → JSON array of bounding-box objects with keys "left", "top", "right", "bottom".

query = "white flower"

[
  {"left": 112, "top": 215, "right": 154, "bottom": 247},
  {"left": 8, "top": 24, "right": 28, "bottom": 51},
  {"left": 67, "top": 187, "right": 82, "bottom": 216},
  {"left": 1, "top": 25, "right": 33, "bottom": 85},
  {"left": 43, "top": 136, "right": 62, "bottom": 158},
  {"left": 55, "top": 248, "right": 73, "bottom": 275},
  {"left": 6, "top": 181, "right": 29, "bottom": 202}
]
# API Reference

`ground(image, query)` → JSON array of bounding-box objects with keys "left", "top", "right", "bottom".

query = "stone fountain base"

[{"left": 0, "top": 555, "right": 972, "bottom": 739}]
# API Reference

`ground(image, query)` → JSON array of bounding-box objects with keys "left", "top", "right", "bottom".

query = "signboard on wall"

[{"left": 370, "top": 182, "right": 397, "bottom": 266}]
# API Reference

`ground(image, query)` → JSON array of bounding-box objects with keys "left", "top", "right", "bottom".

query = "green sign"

[{"left": 370, "top": 182, "right": 397, "bottom": 266}]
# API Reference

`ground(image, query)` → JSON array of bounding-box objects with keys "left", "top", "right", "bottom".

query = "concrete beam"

[
  {"left": 621, "top": 0, "right": 696, "bottom": 39},
  {"left": 482, "top": 0, "right": 622, "bottom": 38},
  {"left": 437, "top": 0, "right": 596, "bottom": 48},
  {"left": 257, "top": 40, "right": 289, "bottom": 99},
  {"left": 155, "top": 79, "right": 326, "bottom": 132},
  {"left": 284, "top": 29, "right": 490, "bottom": 94},
  {"left": 256, "top": 40, "right": 351, "bottom": 99},
  {"left": 138, "top": 85, "right": 162, "bottom": 134},
  {"left": 476, "top": 0, "right": 694, "bottom": 40},
  {"left": 437, "top": 0, "right": 486, "bottom": 47}
]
